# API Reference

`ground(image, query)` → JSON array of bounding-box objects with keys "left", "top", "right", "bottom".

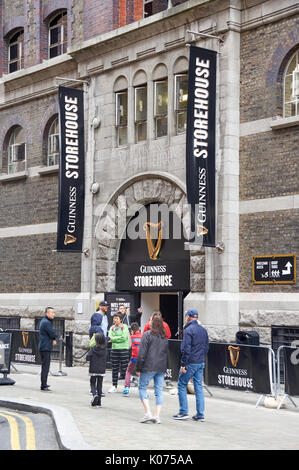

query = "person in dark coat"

[
  {"left": 136, "top": 313, "right": 169, "bottom": 424},
  {"left": 86, "top": 332, "right": 107, "bottom": 407},
  {"left": 38, "top": 307, "right": 58, "bottom": 391},
  {"left": 89, "top": 311, "right": 104, "bottom": 339},
  {"left": 173, "top": 309, "right": 209, "bottom": 422}
]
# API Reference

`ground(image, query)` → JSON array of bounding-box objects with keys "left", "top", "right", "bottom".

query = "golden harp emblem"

[
  {"left": 197, "top": 224, "right": 208, "bottom": 236},
  {"left": 143, "top": 222, "right": 163, "bottom": 260},
  {"left": 22, "top": 331, "right": 29, "bottom": 348},
  {"left": 64, "top": 234, "right": 77, "bottom": 245},
  {"left": 228, "top": 345, "right": 240, "bottom": 367}
]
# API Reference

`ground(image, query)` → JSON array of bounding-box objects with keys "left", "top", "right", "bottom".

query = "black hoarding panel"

[
  {"left": 0, "top": 333, "right": 12, "bottom": 374},
  {"left": 206, "top": 342, "right": 272, "bottom": 394},
  {"left": 283, "top": 347, "right": 299, "bottom": 397},
  {"left": 57, "top": 86, "right": 85, "bottom": 252}
]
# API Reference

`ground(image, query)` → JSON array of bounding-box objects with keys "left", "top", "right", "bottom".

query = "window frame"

[
  {"left": 174, "top": 73, "right": 188, "bottom": 135},
  {"left": 47, "top": 117, "right": 59, "bottom": 166},
  {"left": 115, "top": 90, "right": 128, "bottom": 147},
  {"left": 7, "top": 127, "right": 26, "bottom": 174},
  {"left": 283, "top": 50, "right": 299, "bottom": 118},
  {"left": 48, "top": 11, "right": 67, "bottom": 59},
  {"left": 8, "top": 29, "right": 24, "bottom": 73},
  {"left": 135, "top": 85, "right": 147, "bottom": 143},
  {"left": 154, "top": 80, "right": 168, "bottom": 139}
]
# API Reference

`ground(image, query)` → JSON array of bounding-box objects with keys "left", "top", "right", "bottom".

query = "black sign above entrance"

[
  {"left": 252, "top": 254, "right": 296, "bottom": 284},
  {"left": 116, "top": 204, "right": 190, "bottom": 292},
  {"left": 116, "top": 260, "right": 190, "bottom": 292}
]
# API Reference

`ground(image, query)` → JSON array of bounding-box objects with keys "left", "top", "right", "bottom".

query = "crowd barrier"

[{"left": 1, "top": 332, "right": 298, "bottom": 411}]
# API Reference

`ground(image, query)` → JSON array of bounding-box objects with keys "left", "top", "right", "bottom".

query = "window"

[
  {"left": 175, "top": 74, "right": 188, "bottom": 134},
  {"left": 135, "top": 86, "right": 147, "bottom": 142},
  {"left": 49, "top": 11, "right": 67, "bottom": 59},
  {"left": 284, "top": 50, "right": 299, "bottom": 118},
  {"left": 116, "top": 91, "right": 128, "bottom": 146},
  {"left": 144, "top": 0, "right": 153, "bottom": 18},
  {"left": 8, "top": 29, "right": 24, "bottom": 73},
  {"left": 8, "top": 127, "right": 26, "bottom": 174},
  {"left": 154, "top": 80, "right": 168, "bottom": 138},
  {"left": 47, "top": 117, "right": 59, "bottom": 166}
]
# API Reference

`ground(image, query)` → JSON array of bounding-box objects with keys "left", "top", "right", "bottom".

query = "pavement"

[{"left": 1, "top": 361, "right": 299, "bottom": 451}]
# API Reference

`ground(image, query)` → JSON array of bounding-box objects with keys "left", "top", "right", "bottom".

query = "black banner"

[
  {"left": 283, "top": 347, "right": 299, "bottom": 396},
  {"left": 7, "top": 330, "right": 41, "bottom": 365},
  {"left": 186, "top": 46, "right": 216, "bottom": 247},
  {"left": 0, "top": 333, "right": 12, "bottom": 374},
  {"left": 57, "top": 86, "right": 85, "bottom": 252},
  {"left": 206, "top": 342, "right": 272, "bottom": 394}
]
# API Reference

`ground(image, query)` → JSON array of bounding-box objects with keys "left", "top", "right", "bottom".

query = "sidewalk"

[{"left": 1, "top": 362, "right": 299, "bottom": 450}]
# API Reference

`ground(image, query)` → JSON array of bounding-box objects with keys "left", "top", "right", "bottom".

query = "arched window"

[
  {"left": 284, "top": 50, "right": 299, "bottom": 118},
  {"left": 8, "top": 29, "right": 24, "bottom": 73},
  {"left": 8, "top": 126, "right": 26, "bottom": 174},
  {"left": 48, "top": 11, "right": 67, "bottom": 59},
  {"left": 47, "top": 117, "right": 59, "bottom": 166}
]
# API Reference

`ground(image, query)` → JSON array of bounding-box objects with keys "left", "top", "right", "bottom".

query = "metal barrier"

[{"left": 276, "top": 345, "right": 298, "bottom": 410}]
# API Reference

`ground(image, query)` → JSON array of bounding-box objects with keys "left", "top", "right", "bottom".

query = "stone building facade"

[{"left": 0, "top": 0, "right": 298, "bottom": 359}]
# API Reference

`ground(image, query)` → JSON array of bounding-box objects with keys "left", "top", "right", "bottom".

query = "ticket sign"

[{"left": 252, "top": 254, "right": 296, "bottom": 284}]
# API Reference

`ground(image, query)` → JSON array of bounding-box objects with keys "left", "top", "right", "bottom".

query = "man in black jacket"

[
  {"left": 173, "top": 309, "right": 209, "bottom": 422},
  {"left": 38, "top": 307, "right": 58, "bottom": 391}
]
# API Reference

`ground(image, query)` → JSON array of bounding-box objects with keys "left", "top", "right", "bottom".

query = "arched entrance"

[{"left": 94, "top": 174, "right": 205, "bottom": 334}]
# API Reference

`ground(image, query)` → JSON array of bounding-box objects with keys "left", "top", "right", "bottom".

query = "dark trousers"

[
  {"left": 40, "top": 351, "right": 51, "bottom": 389},
  {"left": 111, "top": 349, "right": 129, "bottom": 387},
  {"left": 90, "top": 376, "right": 103, "bottom": 401}
]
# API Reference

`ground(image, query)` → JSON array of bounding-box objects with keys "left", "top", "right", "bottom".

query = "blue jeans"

[
  {"left": 177, "top": 363, "right": 205, "bottom": 417},
  {"left": 138, "top": 372, "right": 165, "bottom": 405}
]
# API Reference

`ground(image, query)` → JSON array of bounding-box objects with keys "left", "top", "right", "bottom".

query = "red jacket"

[
  {"left": 131, "top": 331, "right": 143, "bottom": 359},
  {"left": 143, "top": 321, "right": 171, "bottom": 339}
]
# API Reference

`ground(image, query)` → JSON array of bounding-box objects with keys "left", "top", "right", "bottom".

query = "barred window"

[
  {"left": 284, "top": 50, "right": 299, "bottom": 118},
  {"left": 175, "top": 74, "right": 188, "bottom": 134}
]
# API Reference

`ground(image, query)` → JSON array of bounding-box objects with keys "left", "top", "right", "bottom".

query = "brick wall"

[
  {"left": 240, "top": 15, "right": 299, "bottom": 122},
  {"left": 240, "top": 126, "right": 299, "bottom": 201},
  {"left": 0, "top": 233, "right": 81, "bottom": 293},
  {"left": 239, "top": 210, "right": 299, "bottom": 293}
]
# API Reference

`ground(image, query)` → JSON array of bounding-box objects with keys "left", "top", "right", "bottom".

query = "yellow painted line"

[
  {"left": 0, "top": 410, "right": 36, "bottom": 450},
  {"left": 0, "top": 412, "right": 21, "bottom": 450}
]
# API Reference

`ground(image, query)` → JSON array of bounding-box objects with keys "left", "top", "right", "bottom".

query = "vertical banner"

[
  {"left": 57, "top": 86, "right": 85, "bottom": 252},
  {"left": 186, "top": 46, "right": 216, "bottom": 247}
]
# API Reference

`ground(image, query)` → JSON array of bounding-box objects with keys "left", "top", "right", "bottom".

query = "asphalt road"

[{"left": 0, "top": 407, "right": 59, "bottom": 450}]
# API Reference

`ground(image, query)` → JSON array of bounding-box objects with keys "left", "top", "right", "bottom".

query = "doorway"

[{"left": 159, "top": 294, "right": 179, "bottom": 338}]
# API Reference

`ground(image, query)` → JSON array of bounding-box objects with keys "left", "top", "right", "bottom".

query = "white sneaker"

[
  {"left": 153, "top": 416, "right": 161, "bottom": 424},
  {"left": 140, "top": 413, "right": 154, "bottom": 423},
  {"left": 108, "top": 386, "right": 117, "bottom": 393}
]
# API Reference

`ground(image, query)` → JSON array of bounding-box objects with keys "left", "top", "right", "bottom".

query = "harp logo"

[
  {"left": 228, "top": 345, "right": 240, "bottom": 367},
  {"left": 143, "top": 222, "right": 163, "bottom": 260},
  {"left": 197, "top": 224, "right": 208, "bottom": 236},
  {"left": 64, "top": 234, "right": 77, "bottom": 245},
  {"left": 22, "top": 331, "right": 29, "bottom": 348}
]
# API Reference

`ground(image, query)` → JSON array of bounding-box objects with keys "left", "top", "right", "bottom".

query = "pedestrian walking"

[
  {"left": 108, "top": 313, "right": 130, "bottom": 392},
  {"left": 173, "top": 309, "right": 209, "bottom": 422},
  {"left": 123, "top": 322, "right": 142, "bottom": 396},
  {"left": 38, "top": 307, "right": 58, "bottom": 391},
  {"left": 136, "top": 313, "right": 169, "bottom": 424},
  {"left": 118, "top": 305, "right": 130, "bottom": 327},
  {"left": 86, "top": 332, "right": 107, "bottom": 408}
]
